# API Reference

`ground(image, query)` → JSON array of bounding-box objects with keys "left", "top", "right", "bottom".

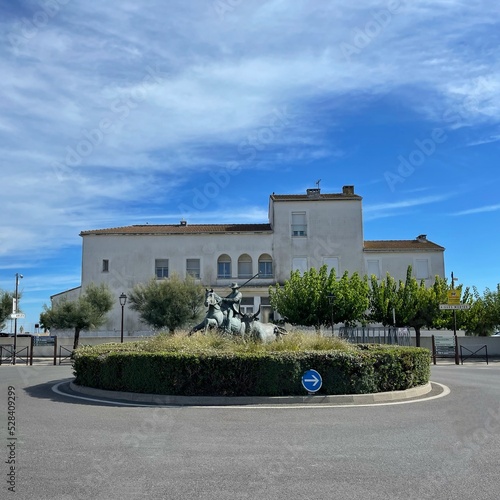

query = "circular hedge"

[{"left": 72, "top": 333, "right": 431, "bottom": 397}]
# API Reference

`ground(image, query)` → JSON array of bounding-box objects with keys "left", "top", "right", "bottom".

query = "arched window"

[
  {"left": 238, "top": 254, "right": 253, "bottom": 279},
  {"left": 258, "top": 254, "right": 273, "bottom": 278},
  {"left": 217, "top": 254, "right": 231, "bottom": 279}
]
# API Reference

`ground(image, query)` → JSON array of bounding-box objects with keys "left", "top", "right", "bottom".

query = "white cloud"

[
  {"left": 451, "top": 204, "right": 500, "bottom": 216},
  {"left": 2, "top": 0, "right": 500, "bottom": 323},
  {"left": 466, "top": 134, "right": 500, "bottom": 147},
  {"left": 365, "top": 194, "right": 452, "bottom": 214}
]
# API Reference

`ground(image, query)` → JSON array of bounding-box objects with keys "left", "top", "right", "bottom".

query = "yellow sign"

[{"left": 447, "top": 290, "right": 461, "bottom": 305}]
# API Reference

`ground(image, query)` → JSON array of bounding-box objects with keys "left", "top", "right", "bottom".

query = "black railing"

[
  {"left": 339, "top": 326, "right": 411, "bottom": 346},
  {"left": 0, "top": 345, "right": 14, "bottom": 365},
  {"left": 59, "top": 346, "right": 73, "bottom": 365},
  {"left": 460, "top": 344, "right": 488, "bottom": 365}
]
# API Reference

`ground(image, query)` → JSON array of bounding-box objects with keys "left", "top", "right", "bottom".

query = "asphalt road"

[{"left": 1, "top": 362, "right": 499, "bottom": 500}]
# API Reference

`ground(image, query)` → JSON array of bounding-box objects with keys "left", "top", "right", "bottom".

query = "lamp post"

[
  {"left": 119, "top": 293, "right": 127, "bottom": 343},
  {"left": 13, "top": 273, "right": 23, "bottom": 365},
  {"left": 451, "top": 272, "right": 458, "bottom": 337},
  {"left": 327, "top": 293, "right": 335, "bottom": 336},
  {"left": 451, "top": 272, "right": 460, "bottom": 365}
]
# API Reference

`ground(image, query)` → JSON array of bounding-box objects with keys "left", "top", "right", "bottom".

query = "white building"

[{"left": 52, "top": 185, "right": 445, "bottom": 334}]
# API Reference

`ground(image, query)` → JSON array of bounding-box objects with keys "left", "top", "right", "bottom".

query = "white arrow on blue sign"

[{"left": 302, "top": 369, "right": 322, "bottom": 393}]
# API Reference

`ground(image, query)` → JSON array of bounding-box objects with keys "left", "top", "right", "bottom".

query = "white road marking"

[{"left": 51, "top": 381, "right": 450, "bottom": 409}]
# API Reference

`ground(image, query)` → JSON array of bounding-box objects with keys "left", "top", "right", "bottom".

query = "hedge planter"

[{"left": 72, "top": 341, "right": 431, "bottom": 397}]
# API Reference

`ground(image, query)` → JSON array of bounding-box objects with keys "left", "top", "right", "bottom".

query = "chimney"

[
  {"left": 306, "top": 188, "right": 321, "bottom": 199},
  {"left": 416, "top": 234, "right": 427, "bottom": 242},
  {"left": 342, "top": 185, "right": 354, "bottom": 195},
  {"left": 180, "top": 219, "right": 187, "bottom": 226}
]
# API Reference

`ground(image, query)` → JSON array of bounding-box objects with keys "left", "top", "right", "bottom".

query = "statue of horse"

[
  {"left": 189, "top": 289, "right": 225, "bottom": 334},
  {"left": 190, "top": 289, "right": 246, "bottom": 337}
]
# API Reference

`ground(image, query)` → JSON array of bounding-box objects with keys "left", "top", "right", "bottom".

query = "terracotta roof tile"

[
  {"left": 80, "top": 223, "right": 273, "bottom": 236},
  {"left": 364, "top": 240, "right": 445, "bottom": 251}
]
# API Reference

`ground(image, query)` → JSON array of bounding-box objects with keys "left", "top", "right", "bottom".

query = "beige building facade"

[{"left": 52, "top": 185, "right": 445, "bottom": 334}]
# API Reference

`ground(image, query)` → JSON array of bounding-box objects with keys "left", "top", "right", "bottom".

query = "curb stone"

[{"left": 69, "top": 381, "right": 433, "bottom": 406}]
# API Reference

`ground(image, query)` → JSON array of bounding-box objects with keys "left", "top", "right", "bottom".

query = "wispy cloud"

[
  {"left": 451, "top": 204, "right": 500, "bottom": 216},
  {"left": 2, "top": 0, "right": 500, "bottom": 324},
  {"left": 364, "top": 194, "right": 453, "bottom": 213},
  {"left": 364, "top": 194, "right": 453, "bottom": 218},
  {"left": 466, "top": 134, "right": 500, "bottom": 147}
]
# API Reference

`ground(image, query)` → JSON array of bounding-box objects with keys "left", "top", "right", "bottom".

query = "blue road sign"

[{"left": 302, "top": 369, "right": 322, "bottom": 393}]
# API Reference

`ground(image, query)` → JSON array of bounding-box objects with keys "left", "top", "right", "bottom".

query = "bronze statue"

[{"left": 220, "top": 282, "right": 242, "bottom": 333}]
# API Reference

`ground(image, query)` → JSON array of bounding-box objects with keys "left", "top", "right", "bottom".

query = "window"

[
  {"left": 186, "top": 259, "right": 200, "bottom": 278},
  {"left": 292, "top": 257, "right": 307, "bottom": 275},
  {"left": 323, "top": 257, "right": 339, "bottom": 277},
  {"left": 258, "top": 254, "right": 273, "bottom": 278},
  {"left": 217, "top": 255, "right": 231, "bottom": 278},
  {"left": 415, "top": 259, "right": 429, "bottom": 279},
  {"left": 102, "top": 259, "right": 109, "bottom": 272},
  {"left": 367, "top": 259, "right": 380, "bottom": 279},
  {"left": 260, "top": 296, "right": 272, "bottom": 323},
  {"left": 155, "top": 259, "right": 169, "bottom": 279},
  {"left": 291, "top": 212, "right": 307, "bottom": 237},
  {"left": 238, "top": 254, "right": 253, "bottom": 279},
  {"left": 240, "top": 297, "right": 254, "bottom": 314}
]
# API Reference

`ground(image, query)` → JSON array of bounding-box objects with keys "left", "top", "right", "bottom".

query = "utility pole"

[{"left": 13, "top": 273, "right": 23, "bottom": 365}]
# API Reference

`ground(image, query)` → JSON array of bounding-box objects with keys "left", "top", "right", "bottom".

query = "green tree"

[
  {"left": 460, "top": 285, "right": 500, "bottom": 336},
  {"left": 0, "top": 290, "right": 16, "bottom": 331},
  {"left": 483, "top": 284, "right": 500, "bottom": 333},
  {"left": 334, "top": 271, "right": 370, "bottom": 327},
  {"left": 368, "top": 273, "right": 399, "bottom": 326},
  {"left": 269, "top": 266, "right": 369, "bottom": 332},
  {"left": 432, "top": 281, "right": 473, "bottom": 332},
  {"left": 369, "top": 267, "right": 447, "bottom": 347},
  {"left": 40, "top": 283, "right": 114, "bottom": 349},
  {"left": 399, "top": 272, "right": 444, "bottom": 347},
  {"left": 128, "top": 274, "right": 204, "bottom": 333},
  {"left": 269, "top": 266, "right": 330, "bottom": 331}
]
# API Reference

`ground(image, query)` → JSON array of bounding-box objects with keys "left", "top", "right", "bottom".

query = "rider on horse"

[{"left": 220, "top": 282, "right": 243, "bottom": 333}]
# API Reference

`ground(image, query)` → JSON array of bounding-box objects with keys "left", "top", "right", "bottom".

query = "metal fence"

[{"left": 338, "top": 326, "right": 412, "bottom": 346}]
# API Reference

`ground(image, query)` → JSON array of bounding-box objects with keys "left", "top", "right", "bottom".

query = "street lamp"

[
  {"left": 451, "top": 272, "right": 458, "bottom": 337},
  {"left": 119, "top": 293, "right": 127, "bottom": 343},
  {"left": 13, "top": 273, "right": 23, "bottom": 365},
  {"left": 327, "top": 293, "right": 335, "bottom": 336},
  {"left": 450, "top": 272, "right": 460, "bottom": 366}
]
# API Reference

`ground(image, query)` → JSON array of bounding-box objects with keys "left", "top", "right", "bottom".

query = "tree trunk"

[
  {"left": 414, "top": 326, "right": 421, "bottom": 347},
  {"left": 73, "top": 327, "right": 81, "bottom": 350}
]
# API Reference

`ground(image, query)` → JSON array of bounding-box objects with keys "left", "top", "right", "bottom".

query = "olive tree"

[
  {"left": 0, "top": 290, "right": 17, "bottom": 332},
  {"left": 40, "top": 283, "right": 114, "bottom": 349},
  {"left": 128, "top": 274, "right": 204, "bottom": 333}
]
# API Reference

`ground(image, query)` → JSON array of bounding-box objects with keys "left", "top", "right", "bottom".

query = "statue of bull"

[{"left": 238, "top": 306, "right": 287, "bottom": 343}]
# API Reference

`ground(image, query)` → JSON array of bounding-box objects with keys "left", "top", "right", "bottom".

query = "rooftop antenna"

[{"left": 315, "top": 179, "right": 321, "bottom": 189}]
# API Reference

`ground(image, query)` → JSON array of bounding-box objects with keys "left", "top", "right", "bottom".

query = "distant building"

[{"left": 52, "top": 185, "right": 445, "bottom": 334}]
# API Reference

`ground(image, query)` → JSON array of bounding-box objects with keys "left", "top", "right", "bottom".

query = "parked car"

[{"left": 492, "top": 332, "right": 500, "bottom": 336}]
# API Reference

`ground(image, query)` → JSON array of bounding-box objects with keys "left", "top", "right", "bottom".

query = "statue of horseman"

[
  {"left": 190, "top": 273, "right": 259, "bottom": 335},
  {"left": 220, "top": 282, "right": 243, "bottom": 333}
]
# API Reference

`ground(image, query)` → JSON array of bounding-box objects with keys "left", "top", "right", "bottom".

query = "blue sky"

[{"left": 1, "top": 0, "right": 499, "bottom": 332}]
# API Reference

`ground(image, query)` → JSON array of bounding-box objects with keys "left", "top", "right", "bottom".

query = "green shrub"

[{"left": 72, "top": 332, "right": 431, "bottom": 396}]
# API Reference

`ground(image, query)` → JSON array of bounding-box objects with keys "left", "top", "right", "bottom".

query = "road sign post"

[
  {"left": 9, "top": 313, "right": 26, "bottom": 319},
  {"left": 302, "top": 369, "right": 322, "bottom": 394},
  {"left": 439, "top": 304, "right": 470, "bottom": 310}
]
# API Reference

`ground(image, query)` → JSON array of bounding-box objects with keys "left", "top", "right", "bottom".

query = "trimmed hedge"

[{"left": 72, "top": 342, "right": 431, "bottom": 397}]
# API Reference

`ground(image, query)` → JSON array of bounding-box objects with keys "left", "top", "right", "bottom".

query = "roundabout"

[
  {"left": 54, "top": 379, "right": 450, "bottom": 408},
  {"left": 1, "top": 364, "right": 499, "bottom": 499}
]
